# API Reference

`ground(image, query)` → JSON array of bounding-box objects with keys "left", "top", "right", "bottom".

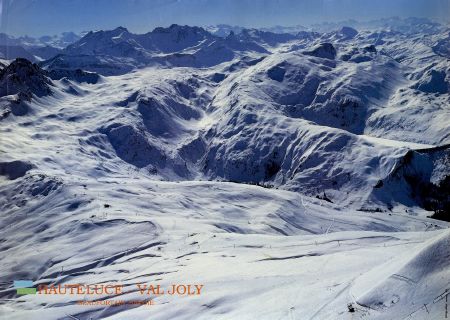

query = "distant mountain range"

[
  {"left": 0, "top": 31, "right": 82, "bottom": 61},
  {"left": 0, "top": 16, "right": 446, "bottom": 64}
]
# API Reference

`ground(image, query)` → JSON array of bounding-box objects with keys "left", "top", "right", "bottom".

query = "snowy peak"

[
  {"left": 0, "top": 32, "right": 80, "bottom": 63},
  {"left": 69, "top": 27, "right": 132, "bottom": 44},
  {"left": 206, "top": 24, "right": 244, "bottom": 37},
  {"left": 42, "top": 25, "right": 274, "bottom": 73},
  {"left": 0, "top": 31, "right": 81, "bottom": 49},
  {"left": 237, "top": 28, "right": 297, "bottom": 47},
  {"left": 0, "top": 33, "right": 20, "bottom": 46},
  {"left": 139, "top": 24, "right": 214, "bottom": 53},
  {"left": 0, "top": 45, "right": 37, "bottom": 62},
  {"left": 310, "top": 17, "right": 444, "bottom": 35},
  {"left": 64, "top": 27, "right": 140, "bottom": 56},
  {"left": 34, "top": 31, "right": 82, "bottom": 48},
  {"left": 150, "top": 24, "right": 210, "bottom": 40},
  {"left": 112, "top": 26, "right": 129, "bottom": 33},
  {"left": 63, "top": 25, "right": 214, "bottom": 57},
  {"left": 207, "top": 24, "right": 308, "bottom": 37},
  {"left": 296, "top": 30, "right": 321, "bottom": 40}
]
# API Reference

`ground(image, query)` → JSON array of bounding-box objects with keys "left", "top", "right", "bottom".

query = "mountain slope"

[{"left": 0, "top": 21, "right": 449, "bottom": 320}]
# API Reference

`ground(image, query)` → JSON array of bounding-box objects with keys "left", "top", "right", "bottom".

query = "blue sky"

[{"left": 1, "top": 0, "right": 449, "bottom": 36}]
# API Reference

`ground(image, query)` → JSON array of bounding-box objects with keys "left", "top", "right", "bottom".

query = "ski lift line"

[
  {"left": 325, "top": 218, "right": 335, "bottom": 235},
  {"left": 398, "top": 288, "right": 450, "bottom": 320}
]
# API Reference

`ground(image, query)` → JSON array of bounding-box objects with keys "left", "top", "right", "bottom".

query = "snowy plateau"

[{"left": 0, "top": 18, "right": 450, "bottom": 320}]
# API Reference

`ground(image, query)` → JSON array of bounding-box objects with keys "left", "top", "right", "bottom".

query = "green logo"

[{"left": 14, "top": 280, "right": 36, "bottom": 295}]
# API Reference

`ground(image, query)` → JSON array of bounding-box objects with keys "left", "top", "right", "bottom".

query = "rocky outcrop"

[
  {"left": 304, "top": 43, "right": 337, "bottom": 60},
  {"left": 0, "top": 58, "right": 52, "bottom": 99}
]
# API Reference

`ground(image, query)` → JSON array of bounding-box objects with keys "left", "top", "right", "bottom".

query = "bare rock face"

[
  {"left": 304, "top": 43, "right": 337, "bottom": 60},
  {"left": 339, "top": 26, "right": 358, "bottom": 39},
  {"left": 0, "top": 58, "right": 52, "bottom": 99},
  {"left": 414, "top": 69, "right": 449, "bottom": 94},
  {"left": 0, "top": 160, "right": 35, "bottom": 180}
]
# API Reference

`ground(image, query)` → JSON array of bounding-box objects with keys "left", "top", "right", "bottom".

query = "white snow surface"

[{"left": 0, "top": 22, "right": 449, "bottom": 320}]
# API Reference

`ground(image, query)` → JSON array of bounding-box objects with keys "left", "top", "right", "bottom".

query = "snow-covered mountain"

[
  {"left": 0, "top": 19, "right": 449, "bottom": 320},
  {"left": 311, "top": 17, "right": 446, "bottom": 34},
  {"left": 206, "top": 24, "right": 245, "bottom": 37},
  {"left": 0, "top": 31, "right": 81, "bottom": 49},
  {"left": 40, "top": 25, "right": 272, "bottom": 74},
  {"left": 0, "top": 31, "right": 82, "bottom": 62},
  {"left": 206, "top": 24, "right": 308, "bottom": 36}
]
